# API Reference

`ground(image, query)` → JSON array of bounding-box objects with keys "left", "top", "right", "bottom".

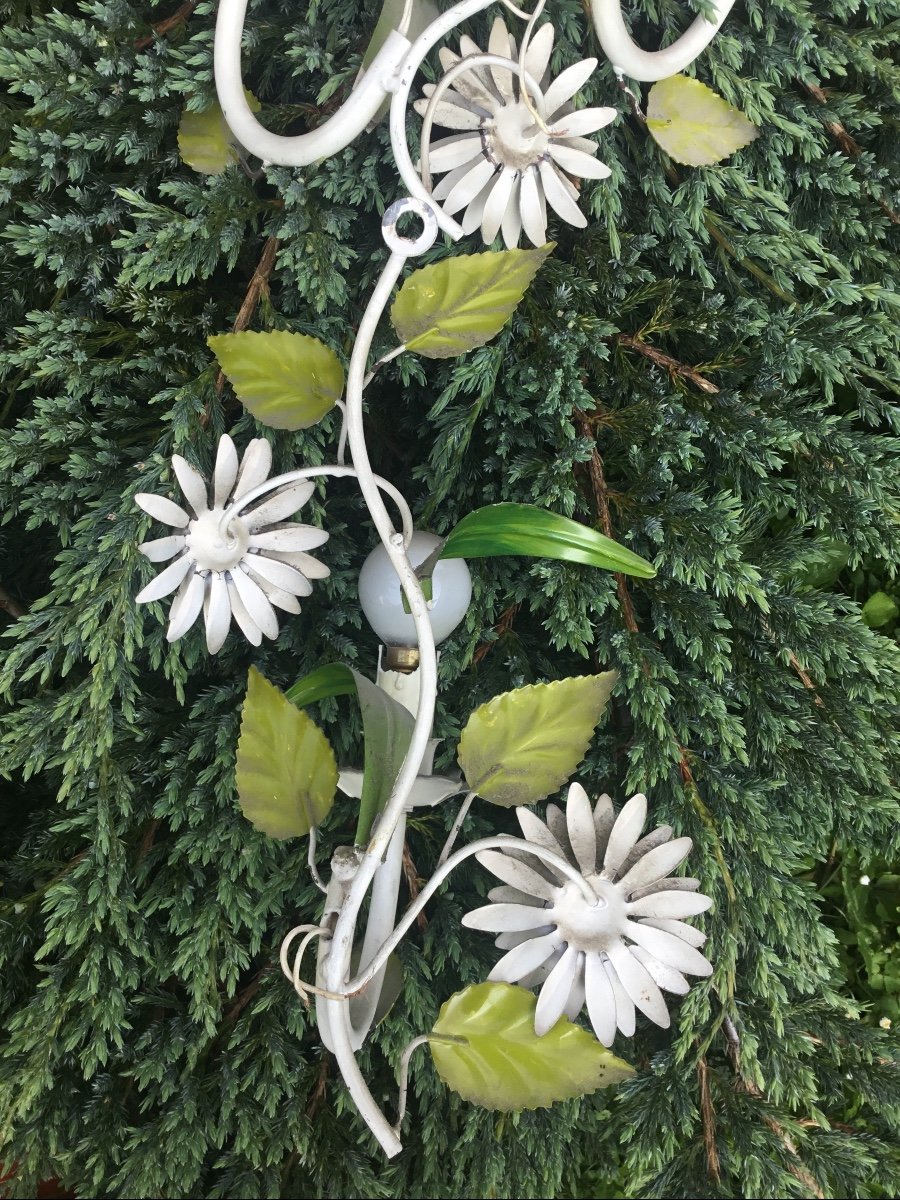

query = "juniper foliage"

[{"left": 1, "top": 1, "right": 899, "bottom": 1197}]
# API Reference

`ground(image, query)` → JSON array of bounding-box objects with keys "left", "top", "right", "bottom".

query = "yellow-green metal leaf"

[
  {"left": 236, "top": 667, "right": 338, "bottom": 839},
  {"left": 646, "top": 75, "right": 758, "bottom": 167},
  {"left": 390, "top": 245, "right": 553, "bottom": 359},
  {"left": 208, "top": 330, "right": 344, "bottom": 430},
  {"left": 430, "top": 983, "right": 634, "bottom": 1111},
  {"left": 177, "top": 93, "right": 260, "bottom": 175},
  {"left": 458, "top": 674, "right": 617, "bottom": 807}
]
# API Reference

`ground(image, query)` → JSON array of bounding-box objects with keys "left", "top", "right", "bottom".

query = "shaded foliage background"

[{"left": 1, "top": 1, "right": 899, "bottom": 1196}]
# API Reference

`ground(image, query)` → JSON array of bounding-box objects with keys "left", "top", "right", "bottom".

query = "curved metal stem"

[
  {"left": 591, "top": 0, "right": 736, "bottom": 81},
  {"left": 217, "top": 464, "right": 414, "bottom": 548}
]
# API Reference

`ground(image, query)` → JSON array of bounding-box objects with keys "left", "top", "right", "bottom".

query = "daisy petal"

[
  {"left": 488, "top": 885, "right": 545, "bottom": 907},
  {"left": 475, "top": 850, "right": 560, "bottom": 902},
  {"left": 433, "top": 159, "right": 483, "bottom": 201},
  {"left": 135, "top": 493, "right": 190, "bottom": 528},
  {"left": 233, "top": 438, "right": 273, "bottom": 502},
  {"left": 543, "top": 59, "right": 598, "bottom": 119},
  {"left": 524, "top": 22, "right": 554, "bottom": 85},
  {"left": 520, "top": 945, "right": 564, "bottom": 989},
  {"left": 212, "top": 434, "right": 239, "bottom": 508},
  {"left": 501, "top": 174, "right": 522, "bottom": 248},
  {"left": 488, "top": 930, "right": 560, "bottom": 983},
  {"left": 516, "top": 808, "right": 567, "bottom": 860},
  {"left": 539, "top": 160, "right": 588, "bottom": 228},
  {"left": 558, "top": 134, "right": 604, "bottom": 155},
  {"left": 631, "top": 945, "right": 690, "bottom": 995},
  {"left": 231, "top": 566, "right": 281, "bottom": 638},
  {"left": 248, "top": 526, "right": 329, "bottom": 553},
  {"left": 535, "top": 945, "right": 579, "bottom": 1035},
  {"left": 444, "top": 158, "right": 498, "bottom": 217},
  {"left": 461, "top": 176, "right": 495, "bottom": 236},
  {"left": 603, "top": 793, "right": 648, "bottom": 876},
  {"left": 428, "top": 133, "right": 485, "bottom": 173},
  {"left": 564, "top": 951, "right": 586, "bottom": 1021},
  {"left": 244, "top": 554, "right": 312, "bottom": 598},
  {"left": 544, "top": 803, "right": 573, "bottom": 860},
  {"left": 628, "top": 875, "right": 700, "bottom": 901},
  {"left": 204, "top": 572, "right": 231, "bottom": 654},
  {"left": 463, "top": 903, "right": 557, "bottom": 933},
  {"left": 642, "top": 917, "right": 707, "bottom": 949},
  {"left": 414, "top": 92, "right": 485, "bottom": 131},
  {"left": 618, "top": 825, "right": 673, "bottom": 878},
  {"left": 627, "top": 891, "right": 713, "bottom": 920},
  {"left": 622, "top": 919, "right": 713, "bottom": 977},
  {"left": 459, "top": 35, "right": 499, "bottom": 99},
  {"left": 566, "top": 782, "right": 597, "bottom": 875},
  {"left": 495, "top": 927, "right": 553, "bottom": 951},
  {"left": 607, "top": 942, "right": 670, "bottom": 1027},
  {"left": 488, "top": 17, "right": 515, "bottom": 102},
  {"left": 615, "top": 837, "right": 693, "bottom": 894},
  {"left": 264, "top": 550, "right": 330, "bottom": 578},
  {"left": 552, "top": 107, "right": 617, "bottom": 138},
  {"left": 593, "top": 793, "right": 615, "bottom": 860},
  {"left": 135, "top": 554, "right": 194, "bottom": 604},
  {"left": 583, "top": 952, "right": 616, "bottom": 1045},
  {"left": 438, "top": 49, "right": 498, "bottom": 109},
  {"left": 481, "top": 167, "right": 517, "bottom": 245},
  {"left": 138, "top": 535, "right": 185, "bottom": 563},
  {"left": 243, "top": 565, "right": 301, "bottom": 615},
  {"left": 548, "top": 142, "right": 612, "bottom": 180},
  {"left": 245, "top": 481, "right": 315, "bottom": 530},
  {"left": 604, "top": 956, "right": 636, "bottom": 1036},
  {"left": 227, "top": 578, "right": 263, "bottom": 647},
  {"left": 171, "top": 455, "right": 209, "bottom": 517},
  {"left": 166, "top": 571, "right": 206, "bottom": 642},
  {"left": 519, "top": 165, "right": 547, "bottom": 247}
]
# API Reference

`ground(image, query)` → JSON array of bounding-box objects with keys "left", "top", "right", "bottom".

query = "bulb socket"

[{"left": 381, "top": 644, "right": 420, "bottom": 674}]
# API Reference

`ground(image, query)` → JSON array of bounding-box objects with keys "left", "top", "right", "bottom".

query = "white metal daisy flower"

[
  {"left": 463, "top": 783, "right": 713, "bottom": 1045},
  {"left": 415, "top": 18, "right": 616, "bottom": 247},
  {"left": 134, "top": 435, "right": 329, "bottom": 653}
]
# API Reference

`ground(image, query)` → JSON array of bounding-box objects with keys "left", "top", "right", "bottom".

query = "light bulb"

[{"left": 358, "top": 532, "right": 472, "bottom": 648}]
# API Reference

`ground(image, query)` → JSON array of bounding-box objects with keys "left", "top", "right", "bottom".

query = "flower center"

[
  {"left": 485, "top": 100, "right": 549, "bottom": 170},
  {"left": 187, "top": 509, "right": 249, "bottom": 573},
  {"left": 550, "top": 877, "right": 626, "bottom": 953}
]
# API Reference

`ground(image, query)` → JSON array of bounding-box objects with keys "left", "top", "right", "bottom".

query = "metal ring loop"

[{"left": 382, "top": 197, "right": 440, "bottom": 256}]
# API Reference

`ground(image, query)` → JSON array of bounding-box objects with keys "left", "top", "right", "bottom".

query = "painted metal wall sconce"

[{"left": 134, "top": 0, "right": 734, "bottom": 1158}]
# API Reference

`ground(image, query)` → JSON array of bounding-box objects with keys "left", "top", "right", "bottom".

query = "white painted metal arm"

[
  {"left": 214, "top": 0, "right": 412, "bottom": 165},
  {"left": 591, "top": 0, "right": 736, "bottom": 81}
]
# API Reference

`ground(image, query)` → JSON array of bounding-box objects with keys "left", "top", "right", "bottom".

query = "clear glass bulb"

[{"left": 358, "top": 532, "right": 472, "bottom": 647}]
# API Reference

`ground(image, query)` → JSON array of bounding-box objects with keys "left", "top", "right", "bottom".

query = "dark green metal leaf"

[{"left": 439, "top": 503, "right": 655, "bottom": 578}]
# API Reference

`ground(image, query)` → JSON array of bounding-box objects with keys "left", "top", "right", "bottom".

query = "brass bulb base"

[{"left": 381, "top": 644, "right": 420, "bottom": 674}]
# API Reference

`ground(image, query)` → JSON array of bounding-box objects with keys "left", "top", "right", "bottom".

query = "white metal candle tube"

[
  {"left": 214, "top": 0, "right": 411, "bottom": 165},
  {"left": 590, "top": 0, "right": 736, "bottom": 81}
]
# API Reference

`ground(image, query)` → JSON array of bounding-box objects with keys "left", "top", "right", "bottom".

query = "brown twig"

[
  {"left": 575, "top": 411, "right": 640, "bottom": 634},
  {"left": 221, "top": 961, "right": 273, "bottom": 1028},
  {"left": 207, "top": 236, "right": 281, "bottom": 420},
  {"left": 473, "top": 603, "right": 519, "bottom": 664},
  {"left": 305, "top": 1056, "right": 330, "bottom": 1119},
  {"left": 801, "top": 82, "right": 899, "bottom": 225},
  {"left": 723, "top": 1018, "right": 825, "bottom": 1198},
  {"left": 135, "top": 0, "right": 199, "bottom": 51},
  {"left": 698, "top": 1057, "right": 722, "bottom": 1182},
  {"left": 0, "top": 583, "right": 25, "bottom": 618},
  {"left": 615, "top": 333, "right": 720, "bottom": 395},
  {"left": 402, "top": 841, "right": 428, "bottom": 931}
]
